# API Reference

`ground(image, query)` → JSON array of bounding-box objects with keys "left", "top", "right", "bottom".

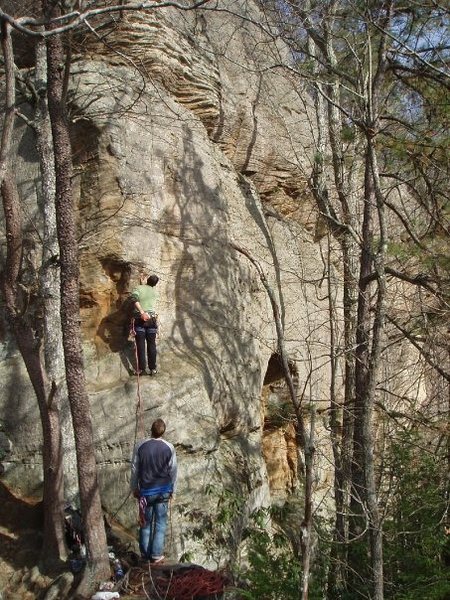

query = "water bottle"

[{"left": 114, "top": 558, "right": 124, "bottom": 580}]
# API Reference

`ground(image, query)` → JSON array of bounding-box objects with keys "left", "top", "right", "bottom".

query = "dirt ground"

[
  {"left": 0, "top": 482, "right": 54, "bottom": 599},
  {"left": 0, "top": 483, "right": 137, "bottom": 599},
  {"left": 0, "top": 483, "right": 228, "bottom": 600}
]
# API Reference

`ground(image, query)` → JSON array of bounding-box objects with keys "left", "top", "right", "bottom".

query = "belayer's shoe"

[
  {"left": 149, "top": 369, "right": 158, "bottom": 376},
  {"left": 150, "top": 555, "right": 165, "bottom": 564}
]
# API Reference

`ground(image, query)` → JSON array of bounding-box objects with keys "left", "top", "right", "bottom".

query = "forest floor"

[
  {"left": 0, "top": 483, "right": 228, "bottom": 599},
  {"left": 0, "top": 482, "right": 139, "bottom": 599},
  {"left": 0, "top": 482, "right": 52, "bottom": 599}
]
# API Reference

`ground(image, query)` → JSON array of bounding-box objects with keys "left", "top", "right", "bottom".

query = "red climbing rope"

[
  {"left": 124, "top": 564, "right": 227, "bottom": 598},
  {"left": 130, "top": 317, "right": 145, "bottom": 441},
  {"left": 144, "top": 566, "right": 227, "bottom": 600}
]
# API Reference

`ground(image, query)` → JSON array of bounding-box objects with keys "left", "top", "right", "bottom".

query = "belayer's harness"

[{"left": 138, "top": 494, "right": 171, "bottom": 525}]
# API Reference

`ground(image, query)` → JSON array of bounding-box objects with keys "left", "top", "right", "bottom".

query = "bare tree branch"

[
  {"left": 0, "top": 0, "right": 211, "bottom": 37},
  {"left": 386, "top": 314, "right": 450, "bottom": 383},
  {"left": 0, "top": 18, "right": 15, "bottom": 187}
]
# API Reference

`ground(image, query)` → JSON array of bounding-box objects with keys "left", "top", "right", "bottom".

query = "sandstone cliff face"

[{"left": 0, "top": 2, "right": 333, "bottom": 565}]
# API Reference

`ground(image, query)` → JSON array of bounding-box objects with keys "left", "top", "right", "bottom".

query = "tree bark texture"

[
  {"left": 1, "top": 175, "right": 67, "bottom": 566},
  {"left": 43, "top": 0, "right": 109, "bottom": 588},
  {"left": 34, "top": 35, "right": 69, "bottom": 567},
  {"left": 0, "top": 18, "right": 15, "bottom": 188},
  {"left": 0, "top": 16, "right": 67, "bottom": 566}
]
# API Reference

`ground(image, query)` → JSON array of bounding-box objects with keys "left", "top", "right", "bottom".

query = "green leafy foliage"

[
  {"left": 236, "top": 507, "right": 328, "bottom": 600},
  {"left": 383, "top": 430, "right": 450, "bottom": 599},
  {"left": 237, "top": 508, "right": 301, "bottom": 600}
]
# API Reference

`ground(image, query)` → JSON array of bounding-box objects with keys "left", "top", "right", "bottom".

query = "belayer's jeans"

[
  {"left": 135, "top": 327, "right": 157, "bottom": 372},
  {"left": 139, "top": 493, "right": 171, "bottom": 559}
]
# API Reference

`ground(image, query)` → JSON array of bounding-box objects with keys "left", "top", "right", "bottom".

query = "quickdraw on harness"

[{"left": 138, "top": 494, "right": 172, "bottom": 526}]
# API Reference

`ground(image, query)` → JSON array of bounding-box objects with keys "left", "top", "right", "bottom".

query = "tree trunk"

[
  {"left": 43, "top": 0, "right": 109, "bottom": 590},
  {"left": 1, "top": 17, "right": 67, "bottom": 567},
  {"left": 307, "top": 28, "right": 358, "bottom": 594},
  {"left": 1, "top": 175, "right": 67, "bottom": 566},
  {"left": 230, "top": 242, "right": 315, "bottom": 600},
  {"left": 0, "top": 19, "right": 15, "bottom": 188},
  {"left": 326, "top": 235, "right": 356, "bottom": 598},
  {"left": 34, "top": 35, "right": 69, "bottom": 568},
  {"left": 348, "top": 147, "right": 374, "bottom": 570},
  {"left": 364, "top": 135, "right": 387, "bottom": 600},
  {"left": 348, "top": 143, "right": 385, "bottom": 599}
]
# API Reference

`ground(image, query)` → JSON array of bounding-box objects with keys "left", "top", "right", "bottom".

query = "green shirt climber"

[
  {"left": 131, "top": 282, "right": 159, "bottom": 317},
  {"left": 131, "top": 274, "right": 160, "bottom": 375}
]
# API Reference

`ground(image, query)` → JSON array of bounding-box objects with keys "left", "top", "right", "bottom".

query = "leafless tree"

[
  {"left": 223, "top": 1, "right": 448, "bottom": 597},
  {"left": 1, "top": 13, "right": 66, "bottom": 567}
]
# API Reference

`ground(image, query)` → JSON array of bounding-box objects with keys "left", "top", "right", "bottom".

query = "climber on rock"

[
  {"left": 131, "top": 273, "right": 160, "bottom": 376},
  {"left": 130, "top": 418, "right": 177, "bottom": 564}
]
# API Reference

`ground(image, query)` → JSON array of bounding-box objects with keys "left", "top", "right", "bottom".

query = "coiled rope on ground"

[{"left": 124, "top": 564, "right": 227, "bottom": 599}]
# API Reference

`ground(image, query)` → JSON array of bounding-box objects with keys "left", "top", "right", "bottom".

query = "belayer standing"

[
  {"left": 130, "top": 418, "right": 177, "bottom": 563},
  {"left": 131, "top": 274, "right": 159, "bottom": 375}
]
